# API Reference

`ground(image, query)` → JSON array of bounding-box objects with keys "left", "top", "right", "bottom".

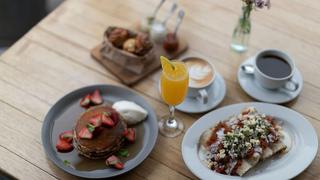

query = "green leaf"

[
  {"left": 117, "top": 149, "right": 129, "bottom": 157},
  {"left": 87, "top": 124, "right": 95, "bottom": 133},
  {"left": 63, "top": 160, "right": 71, "bottom": 166},
  {"left": 102, "top": 112, "right": 111, "bottom": 116},
  {"left": 62, "top": 134, "right": 73, "bottom": 139}
]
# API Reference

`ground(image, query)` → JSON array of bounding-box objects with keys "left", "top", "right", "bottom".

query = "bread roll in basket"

[{"left": 100, "top": 26, "right": 155, "bottom": 74}]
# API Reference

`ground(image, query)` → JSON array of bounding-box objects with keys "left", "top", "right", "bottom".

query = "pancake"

[{"left": 74, "top": 104, "right": 127, "bottom": 159}]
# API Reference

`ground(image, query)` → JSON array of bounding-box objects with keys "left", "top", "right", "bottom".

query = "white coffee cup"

[
  {"left": 241, "top": 49, "right": 299, "bottom": 91},
  {"left": 182, "top": 57, "right": 216, "bottom": 104}
]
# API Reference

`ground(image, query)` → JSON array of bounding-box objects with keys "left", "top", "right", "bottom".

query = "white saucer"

[
  {"left": 176, "top": 73, "right": 226, "bottom": 113},
  {"left": 238, "top": 57, "right": 303, "bottom": 104}
]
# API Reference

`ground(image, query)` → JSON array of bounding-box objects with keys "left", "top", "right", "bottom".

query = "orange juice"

[{"left": 160, "top": 60, "right": 189, "bottom": 106}]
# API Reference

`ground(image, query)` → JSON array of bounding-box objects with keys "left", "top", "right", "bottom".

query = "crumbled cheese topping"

[{"left": 206, "top": 107, "right": 281, "bottom": 175}]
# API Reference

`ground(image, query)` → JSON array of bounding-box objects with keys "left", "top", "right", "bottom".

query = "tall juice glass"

[{"left": 159, "top": 56, "right": 189, "bottom": 137}]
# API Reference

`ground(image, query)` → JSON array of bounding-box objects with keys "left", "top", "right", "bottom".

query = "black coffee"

[{"left": 257, "top": 55, "right": 291, "bottom": 78}]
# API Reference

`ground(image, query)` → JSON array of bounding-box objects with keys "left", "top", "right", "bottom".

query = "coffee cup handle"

[
  {"left": 282, "top": 79, "right": 299, "bottom": 92},
  {"left": 241, "top": 64, "right": 255, "bottom": 75},
  {"left": 197, "top": 89, "right": 208, "bottom": 104}
]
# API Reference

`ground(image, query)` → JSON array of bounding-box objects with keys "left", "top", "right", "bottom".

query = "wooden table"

[{"left": 0, "top": 0, "right": 319, "bottom": 179}]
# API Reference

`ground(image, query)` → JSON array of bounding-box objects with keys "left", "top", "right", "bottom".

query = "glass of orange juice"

[{"left": 159, "top": 56, "right": 189, "bottom": 137}]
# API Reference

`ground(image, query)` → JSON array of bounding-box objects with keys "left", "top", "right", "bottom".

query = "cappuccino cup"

[
  {"left": 182, "top": 57, "right": 215, "bottom": 104},
  {"left": 241, "top": 49, "right": 299, "bottom": 91}
]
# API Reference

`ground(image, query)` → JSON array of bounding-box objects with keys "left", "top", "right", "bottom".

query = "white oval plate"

[{"left": 182, "top": 102, "right": 318, "bottom": 180}]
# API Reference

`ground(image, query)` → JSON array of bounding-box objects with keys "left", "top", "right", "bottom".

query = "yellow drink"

[
  {"left": 160, "top": 61, "right": 189, "bottom": 106},
  {"left": 159, "top": 56, "right": 188, "bottom": 138}
]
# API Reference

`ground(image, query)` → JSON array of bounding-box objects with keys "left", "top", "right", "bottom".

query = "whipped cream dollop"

[{"left": 112, "top": 101, "right": 148, "bottom": 125}]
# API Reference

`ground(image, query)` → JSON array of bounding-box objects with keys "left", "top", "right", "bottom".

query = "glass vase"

[{"left": 231, "top": 6, "right": 252, "bottom": 53}]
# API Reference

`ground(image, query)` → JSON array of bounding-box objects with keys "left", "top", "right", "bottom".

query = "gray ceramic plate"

[{"left": 41, "top": 84, "right": 158, "bottom": 179}]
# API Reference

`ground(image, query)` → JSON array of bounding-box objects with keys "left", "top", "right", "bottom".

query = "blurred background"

[
  {"left": 0, "top": 1, "right": 63, "bottom": 177},
  {"left": 0, "top": 171, "right": 14, "bottom": 180},
  {"left": 0, "top": 0, "right": 64, "bottom": 55}
]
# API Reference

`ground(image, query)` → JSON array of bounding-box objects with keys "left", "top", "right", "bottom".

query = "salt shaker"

[
  {"left": 150, "top": 3, "right": 177, "bottom": 43},
  {"left": 140, "top": 0, "right": 165, "bottom": 33}
]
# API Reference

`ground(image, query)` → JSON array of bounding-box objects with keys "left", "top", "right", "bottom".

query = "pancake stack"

[{"left": 73, "top": 105, "right": 127, "bottom": 159}]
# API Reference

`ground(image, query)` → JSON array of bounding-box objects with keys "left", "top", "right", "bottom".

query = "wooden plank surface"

[{"left": 0, "top": 0, "right": 319, "bottom": 179}]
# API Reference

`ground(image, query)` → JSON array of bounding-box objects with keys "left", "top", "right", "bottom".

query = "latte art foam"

[
  {"left": 189, "top": 65, "right": 211, "bottom": 80},
  {"left": 185, "top": 58, "right": 214, "bottom": 88}
]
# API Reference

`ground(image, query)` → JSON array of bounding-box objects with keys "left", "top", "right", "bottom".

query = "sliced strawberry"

[
  {"left": 56, "top": 139, "right": 74, "bottom": 152},
  {"left": 80, "top": 94, "right": 91, "bottom": 108},
  {"left": 110, "top": 111, "right": 119, "bottom": 125},
  {"left": 101, "top": 112, "right": 115, "bottom": 127},
  {"left": 90, "top": 89, "right": 103, "bottom": 105},
  {"left": 78, "top": 127, "right": 93, "bottom": 139},
  {"left": 122, "top": 128, "right": 128, "bottom": 136},
  {"left": 106, "top": 155, "right": 119, "bottom": 166},
  {"left": 114, "top": 162, "right": 124, "bottom": 169},
  {"left": 106, "top": 155, "right": 124, "bottom": 169},
  {"left": 125, "top": 128, "right": 135, "bottom": 143},
  {"left": 59, "top": 130, "right": 73, "bottom": 143},
  {"left": 89, "top": 114, "right": 102, "bottom": 127}
]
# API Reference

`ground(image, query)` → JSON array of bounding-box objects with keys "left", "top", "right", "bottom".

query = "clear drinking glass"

[{"left": 159, "top": 59, "right": 189, "bottom": 138}]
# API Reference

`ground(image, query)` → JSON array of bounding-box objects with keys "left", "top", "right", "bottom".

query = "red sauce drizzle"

[
  {"left": 242, "top": 110, "right": 250, "bottom": 115},
  {"left": 231, "top": 160, "right": 242, "bottom": 176},
  {"left": 206, "top": 122, "right": 231, "bottom": 146},
  {"left": 260, "top": 138, "right": 269, "bottom": 149},
  {"left": 237, "top": 120, "right": 244, "bottom": 128},
  {"left": 266, "top": 115, "right": 276, "bottom": 127},
  {"left": 246, "top": 148, "right": 255, "bottom": 158},
  {"left": 215, "top": 166, "right": 226, "bottom": 174}
]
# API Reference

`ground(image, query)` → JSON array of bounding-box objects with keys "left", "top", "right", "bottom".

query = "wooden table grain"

[{"left": 0, "top": 0, "right": 319, "bottom": 179}]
